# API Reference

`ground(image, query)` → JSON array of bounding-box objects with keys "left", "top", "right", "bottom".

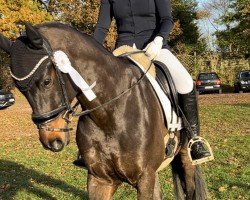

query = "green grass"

[
  {"left": 199, "top": 104, "right": 250, "bottom": 200},
  {"left": 0, "top": 103, "right": 249, "bottom": 199}
]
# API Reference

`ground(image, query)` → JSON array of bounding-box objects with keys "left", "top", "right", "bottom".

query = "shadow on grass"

[{"left": 0, "top": 160, "right": 88, "bottom": 200}]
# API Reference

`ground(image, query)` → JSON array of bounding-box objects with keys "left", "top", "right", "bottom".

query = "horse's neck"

[
  {"left": 40, "top": 26, "right": 140, "bottom": 124},
  {"left": 74, "top": 49, "right": 134, "bottom": 99}
]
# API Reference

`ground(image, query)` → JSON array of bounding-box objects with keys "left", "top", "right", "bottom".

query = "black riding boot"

[{"left": 179, "top": 85, "right": 211, "bottom": 160}]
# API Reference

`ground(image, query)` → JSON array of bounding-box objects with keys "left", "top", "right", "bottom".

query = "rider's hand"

[{"left": 143, "top": 36, "right": 163, "bottom": 60}]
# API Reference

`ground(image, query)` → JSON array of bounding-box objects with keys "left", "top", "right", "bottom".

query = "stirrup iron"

[{"left": 187, "top": 136, "right": 214, "bottom": 165}]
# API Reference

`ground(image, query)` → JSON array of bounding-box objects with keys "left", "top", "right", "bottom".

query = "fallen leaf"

[
  {"left": 231, "top": 186, "right": 238, "bottom": 190},
  {"left": 219, "top": 186, "right": 227, "bottom": 192}
]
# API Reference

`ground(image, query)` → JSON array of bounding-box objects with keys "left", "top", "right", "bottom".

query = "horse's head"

[{"left": 0, "top": 23, "right": 77, "bottom": 152}]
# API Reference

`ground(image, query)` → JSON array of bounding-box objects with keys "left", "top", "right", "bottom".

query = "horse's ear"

[
  {"left": 25, "top": 22, "right": 43, "bottom": 49},
  {"left": 0, "top": 33, "right": 12, "bottom": 54}
]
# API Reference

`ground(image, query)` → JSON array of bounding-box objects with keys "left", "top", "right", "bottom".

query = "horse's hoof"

[{"left": 73, "top": 159, "right": 86, "bottom": 168}]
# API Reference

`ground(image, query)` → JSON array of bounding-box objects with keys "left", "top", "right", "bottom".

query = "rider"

[{"left": 75, "top": 0, "right": 211, "bottom": 165}]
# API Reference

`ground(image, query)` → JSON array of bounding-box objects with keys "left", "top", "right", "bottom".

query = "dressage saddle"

[{"left": 154, "top": 61, "right": 180, "bottom": 118}]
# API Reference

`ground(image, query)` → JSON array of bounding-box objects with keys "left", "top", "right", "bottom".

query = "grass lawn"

[{"left": 0, "top": 92, "right": 249, "bottom": 199}]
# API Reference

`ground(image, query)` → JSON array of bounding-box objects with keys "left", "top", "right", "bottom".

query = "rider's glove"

[{"left": 143, "top": 36, "right": 163, "bottom": 60}]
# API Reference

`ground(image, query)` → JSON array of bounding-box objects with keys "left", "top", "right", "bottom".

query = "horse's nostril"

[{"left": 50, "top": 139, "right": 64, "bottom": 152}]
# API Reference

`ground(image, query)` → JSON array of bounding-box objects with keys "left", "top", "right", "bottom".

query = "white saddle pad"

[
  {"left": 113, "top": 46, "right": 182, "bottom": 132},
  {"left": 128, "top": 57, "right": 183, "bottom": 132}
]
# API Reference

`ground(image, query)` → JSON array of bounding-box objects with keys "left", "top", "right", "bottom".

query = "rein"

[{"left": 72, "top": 51, "right": 153, "bottom": 117}]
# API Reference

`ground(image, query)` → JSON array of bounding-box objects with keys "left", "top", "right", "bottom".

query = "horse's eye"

[{"left": 44, "top": 78, "right": 52, "bottom": 88}]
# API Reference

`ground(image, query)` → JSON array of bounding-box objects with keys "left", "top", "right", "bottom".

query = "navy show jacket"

[{"left": 93, "top": 0, "right": 174, "bottom": 49}]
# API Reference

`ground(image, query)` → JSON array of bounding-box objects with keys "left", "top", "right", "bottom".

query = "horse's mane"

[
  {"left": 37, "top": 22, "right": 141, "bottom": 80},
  {"left": 37, "top": 22, "right": 114, "bottom": 57},
  {"left": 36, "top": 22, "right": 145, "bottom": 94}
]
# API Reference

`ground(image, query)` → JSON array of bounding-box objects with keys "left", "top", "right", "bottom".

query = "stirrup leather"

[{"left": 187, "top": 136, "right": 214, "bottom": 165}]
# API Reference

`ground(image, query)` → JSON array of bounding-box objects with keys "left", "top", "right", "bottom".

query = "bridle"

[
  {"left": 11, "top": 36, "right": 153, "bottom": 133},
  {"left": 10, "top": 38, "right": 75, "bottom": 132},
  {"left": 31, "top": 64, "right": 74, "bottom": 132}
]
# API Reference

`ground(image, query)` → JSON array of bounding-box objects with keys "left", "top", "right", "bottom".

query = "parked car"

[
  {"left": 196, "top": 72, "right": 222, "bottom": 94},
  {"left": 234, "top": 70, "right": 250, "bottom": 93},
  {"left": 0, "top": 89, "right": 15, "bottom": 109}
]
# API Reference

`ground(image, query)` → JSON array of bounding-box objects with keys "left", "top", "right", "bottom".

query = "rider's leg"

[
  {"left": 178, "top": 84, "right": 211, "bottom": 159},
  {"left": 155, "top": 49, "right": 210, "bottom": 160},
  {"left": 155, "top": 49, "right": 194, "bottom": 94}
]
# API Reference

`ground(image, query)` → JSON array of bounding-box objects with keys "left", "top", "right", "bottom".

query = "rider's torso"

[{"left": 110, "top": 0, "right": 161, "bottom": 49}]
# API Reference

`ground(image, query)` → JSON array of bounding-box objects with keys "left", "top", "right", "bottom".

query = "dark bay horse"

[{"left": 0, "top": 22, "right": 207, "bottom": 199}]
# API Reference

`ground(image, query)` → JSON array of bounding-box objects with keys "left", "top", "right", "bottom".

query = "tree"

[
  {"left": 208, "top": 0, "right": 250, "bottom": 56},
  {"left": 37, "top": 0, "right": 116, "bottom": 49},
  {"left": 169, "top": 0, "right": 207, "bottom": 54},
  {"left": 0, "top": 0, "right": 52, "bottom": 89},
  {"left": 0, "top": 0, "right": 52, "bottom": 39}
]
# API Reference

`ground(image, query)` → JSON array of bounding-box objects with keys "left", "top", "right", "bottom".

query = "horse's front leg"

[
  {"left": 137, "top": 169, "right": 160, "bottom": 200},
  {"left": 87, "top": 173, "right": 120, "bottom": 200},
  {"left": 179, "top": 147, "right": 208, "bottom": 200},
  {"left": 153, "top": 173, "right": 163, "bottom": 200}
]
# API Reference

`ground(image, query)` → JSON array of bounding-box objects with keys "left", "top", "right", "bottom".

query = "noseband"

[{"left": 36, "top": 112, "right": 73, "bottom": 132}]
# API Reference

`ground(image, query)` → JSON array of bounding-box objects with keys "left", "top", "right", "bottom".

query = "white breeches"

[{"left": 155, "top": 49, "right": 194, "bottom": 94}]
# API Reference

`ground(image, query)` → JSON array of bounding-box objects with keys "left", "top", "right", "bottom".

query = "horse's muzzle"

[
  {"left": 39, "top": 130, "right": 70, "bottom": 152},
  {"left": 37, "top": 114, "right": 71, "bottom": 152}
]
